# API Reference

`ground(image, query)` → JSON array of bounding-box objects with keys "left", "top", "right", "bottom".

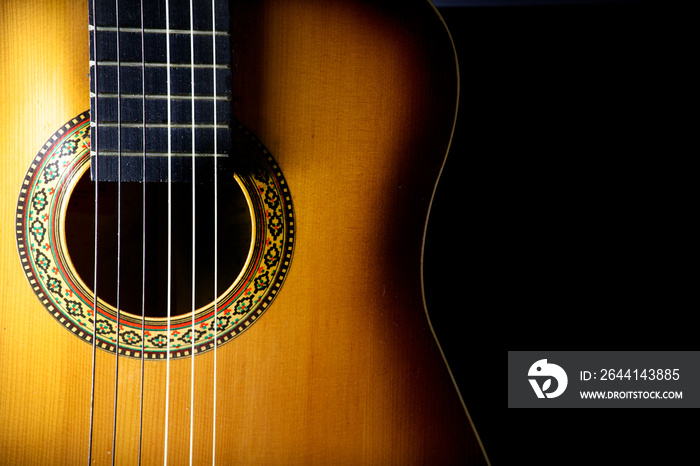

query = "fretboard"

[{"left": 89, "top": 0, "right": 232, "bottom": 182}]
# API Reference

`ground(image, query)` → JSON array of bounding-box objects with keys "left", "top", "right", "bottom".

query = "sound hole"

[{"left": 65, "top": 171, "right": 252, "bottom": 319}]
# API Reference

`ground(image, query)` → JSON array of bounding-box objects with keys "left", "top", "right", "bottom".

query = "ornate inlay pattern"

[{"left": 16, "top": 111, "right": 294, "bottom": 359}]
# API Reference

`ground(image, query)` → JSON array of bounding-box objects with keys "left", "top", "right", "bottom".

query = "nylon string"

[
  {"left": 211, "top": 0, "right": 219, "bottom": 462},
  {"left": 189, "top": 0, "right": 197, "bottom": 463},
  {"left": 88, "top": 0, "right": 100, "bottom": 462},
  {"left": 111, "top": 0, "right": 123, "bottom": 462},
  {"left": 138, "top": 0, "right": 147, "bottom": 462},
  {"left": 164, "top": 0, "right": 173, "bottom": 462}
]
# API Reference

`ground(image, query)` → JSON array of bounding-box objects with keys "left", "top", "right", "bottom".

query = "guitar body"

[{"left": 0, "top": 0, "right": 486, "bottom": 464}]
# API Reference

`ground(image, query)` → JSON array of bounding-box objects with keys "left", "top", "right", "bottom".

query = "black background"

[{"left": 425, "top": 1, "right": 691, "bottom": 464}]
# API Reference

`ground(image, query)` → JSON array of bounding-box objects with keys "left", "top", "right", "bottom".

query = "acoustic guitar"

[{"left": 0, "top": 0, "right": 488, "bottom": 464}]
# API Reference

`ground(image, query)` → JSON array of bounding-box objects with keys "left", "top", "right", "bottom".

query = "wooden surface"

[{"left": 0, "top": 0, "right": 488, "bottom": 464}]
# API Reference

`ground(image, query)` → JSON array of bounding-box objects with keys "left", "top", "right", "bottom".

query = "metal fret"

[
  {"left": 92, "top": 61, "right": 230, "bottom": 69},
  {"left": 95, "top": 93, "right": 230, "bottom": 100},
  {"left": 93, "top": 122, "right": 229, "bottom": 129},
  {"left": 92, "top": 151, "right": 226, "bottom": 157},
  {"left": 92, "top": 26, "right": 229, "bottom": 35}
]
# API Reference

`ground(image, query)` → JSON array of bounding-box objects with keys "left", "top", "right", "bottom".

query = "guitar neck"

[{"left": 89, "top": 0, "right": 233, "bottom": 182}]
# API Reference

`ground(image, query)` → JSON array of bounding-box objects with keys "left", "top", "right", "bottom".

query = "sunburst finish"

[{"left": 0, "top": 0, "right": 488, "bottom": 464}]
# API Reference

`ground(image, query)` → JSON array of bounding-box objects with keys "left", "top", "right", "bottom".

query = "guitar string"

[
  {"left": 111, "top": 0, "right": 123, "bottom": 462},
  {"left": 88, "top": 0, "right": 99, "bottom": 463},
  {"left": 138, "top": 0, "right": 147, "bottom": 463},
  {"left": 189, "top": 0, "right": 197, "bottom": 463},
  {"left": 164, "top": 0, "right": 173, "bottom": 461},
  {"left": 211, "top": 0, "right": 219, "bottom": 463}
]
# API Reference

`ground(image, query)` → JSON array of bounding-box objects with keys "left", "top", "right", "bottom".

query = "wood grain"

[{"left": 0, "top": 0, "right": 487, "bottom": 464}]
